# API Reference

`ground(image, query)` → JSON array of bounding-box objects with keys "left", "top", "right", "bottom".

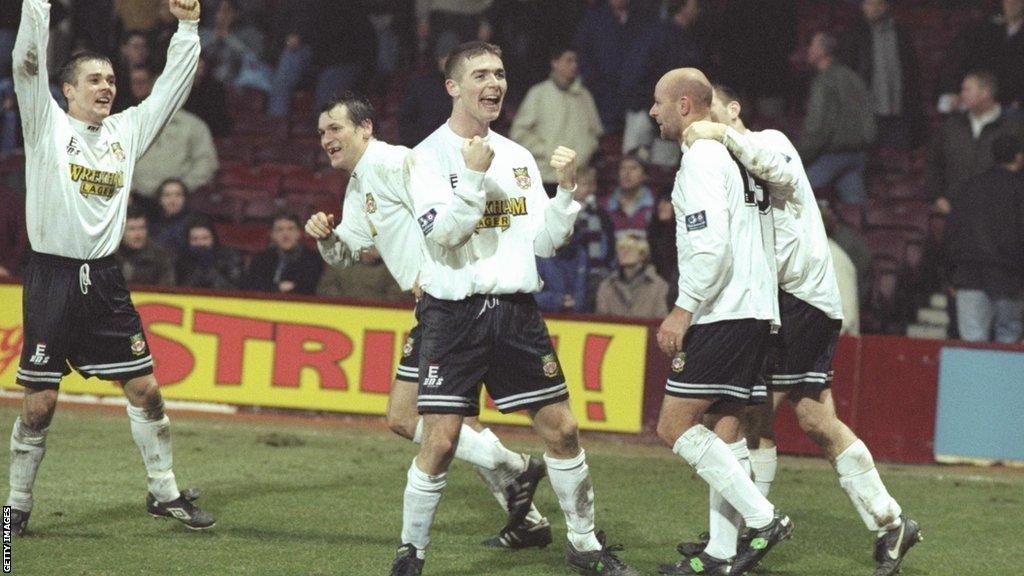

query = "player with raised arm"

[
  {"left": 649, "top": 68, "right": 791, "bottom": 576},
  {"left": 386, "top": 41, "right": 640, "bottom": 576},
  {"left": 303, "top": 92, "right": 554, "bottom": 550},
  {"left": 5, "top": 0, "right": 213, "bottom": 535},
  {"left": 674, "top": 84, "right": 921, "bottom": 576}
]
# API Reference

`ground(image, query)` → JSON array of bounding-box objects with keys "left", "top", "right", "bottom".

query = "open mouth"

[
  {"left": 326, "top": 145, "right": 342, "bottom": 158},
  {"left": 480, "top": 94, "right": 502, "bottom": 112}
]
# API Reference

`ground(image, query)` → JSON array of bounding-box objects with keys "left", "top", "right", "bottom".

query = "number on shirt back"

[{"left": 733, "top": 158, "right": 771, "bottom": 214}]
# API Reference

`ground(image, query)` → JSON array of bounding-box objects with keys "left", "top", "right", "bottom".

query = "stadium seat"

[
  {"left": 215, "top": 222, "right": 269, "bottom": 254},
  {"left": 865, "top": 199, "right": 929, "bottom": 233},
  {"left": 281, "top": 169, "right": 347, "bottom": 195}
]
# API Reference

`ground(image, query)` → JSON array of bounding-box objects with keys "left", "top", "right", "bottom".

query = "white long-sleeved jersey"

[
  {"left": 13, "top": 0, "right": 199, "bottom": 260},
  {"left": 412, "top": 122, "right": 581, "bottom": 297},
  {"left": 319, "top": 138, "right": 432, "bottom": 291},
  {"left": 721, "top": 127, "right": 844, "bottom": 320},
  {"left": 673, "top": 139, "right": 779, "bottom": 326}
]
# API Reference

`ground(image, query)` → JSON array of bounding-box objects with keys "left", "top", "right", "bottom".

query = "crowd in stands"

[{"left": 1, "top": 0, "right": 1023, "bottom": 344}]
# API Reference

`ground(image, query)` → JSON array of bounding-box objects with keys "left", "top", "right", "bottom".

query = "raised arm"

[
  {"left": 534, "top": 146, "right": 582, "bottom": 257},
  {"left": 12, "top": 0, "right": 58, "bottom": 145},
  {"left": 403, "top": 141, "right": 490, "bottom": 250},
  {"left": 125, "top": 1, "right": 202, "bottom": 156}
]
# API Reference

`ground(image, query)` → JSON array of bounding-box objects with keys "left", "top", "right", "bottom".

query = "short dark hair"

[
  {"left": 156, "top": 178, "right": 190, "bottom": 197},
  {"left": 712, "top": 83, "right": 748, "bottom": 118},
  {"left": 126, "top": 205, "right": 148, "bottom": 221},
  {"left": 319, "top": 91, "right": 375, "bottom": 127},
  {"left": 59, "top": 51, "right": 113, "bottom": 87},
  {"left": 965, "top": 70, "right": 999, "bottom": 99},
  {"left": 993, "top": 135, "right": 1022, "bottom": 165},
  {"left": 549, "top": 44, "right": 577, "bottom": 62},
  {"left": 273, "top": 212, "right": 302, "bottom": 229},
  {"left": 186, "top": 215, "right": 218, "bottom": 244},
  {"left": 444, "top": 41, "right": 503, "bottom": 80}
]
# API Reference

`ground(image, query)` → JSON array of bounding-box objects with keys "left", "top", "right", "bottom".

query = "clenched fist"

[
  {"left": 169, "top": 0, "right": 201, "bottom": 21},
  {"left": 462, "top": 136, "right": 494, "bottom": 173},
  {"left": 550, "top": 146, "right": 578, "bottom": 190},
  {"left": 683, "top": 120, "right": 727, "bottom": 148},
  {"left": 305, "top": 212, "right": 336, "bottom": 240}
]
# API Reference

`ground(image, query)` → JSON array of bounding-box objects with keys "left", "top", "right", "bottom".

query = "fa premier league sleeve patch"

[
  {"left": 685, "top": 210, "right": 707, "bottom": 232},
  {"left": 418, "top": 208, "right": 437, "bottom": 236}
]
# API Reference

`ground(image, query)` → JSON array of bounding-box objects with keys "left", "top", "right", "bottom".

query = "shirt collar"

[
  {"left": 350, "top": 139, "right": 383, "bottom": 180},
  {"left": 442, "top": 120, "right": 492, "bottom": 147}
]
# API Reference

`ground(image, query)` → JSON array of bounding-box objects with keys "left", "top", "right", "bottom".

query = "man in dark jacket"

[
  {"left": 243, "top": 213, "right": 322, "bottom": 295},
  {"left": 944, "top": 135, "right": 1024, "bottom": 343},
  {"left": 838, "top": 0, "right": 924, "bottom": 148},
  {"left": 925, "top": 71, "right": 1024, "bottom": 215},
  {"left": 117, "top": 206, "right": 176, "bottom": 287},
  {"left": 939, "top": 0, "right": 1024, "bottom": 110}
]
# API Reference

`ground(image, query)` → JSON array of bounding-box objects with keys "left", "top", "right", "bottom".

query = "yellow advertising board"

[{"left": 0, "top": 284, "right": 647, "bottom": 433}]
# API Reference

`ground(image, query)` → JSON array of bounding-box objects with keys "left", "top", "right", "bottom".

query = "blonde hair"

[{"left": 616, "top": 233, "right": 650, "bottom": 260}]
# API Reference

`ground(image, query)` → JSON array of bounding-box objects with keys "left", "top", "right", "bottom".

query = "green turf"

[{"left": 2, "top": 404, "right": 1021, "bottom": 576}]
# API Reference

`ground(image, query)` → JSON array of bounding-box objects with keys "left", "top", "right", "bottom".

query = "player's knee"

[
  {"left": 386, "top": 409, "right": 417, "bottom": 440},
  {"left": 797, "top": 409, "right": 833, "bottom": 445},
  {"left": 553, "top": 419, "right": 580, "bottom": 453},
  {"left": 125, "top": 376, "right": 164, "bottom": 419},
  {"left": 422, "top": 433, "right": 457, "bottom": 460},
  {"left": 23, "top": 394, "right": 57, "bottom": 430}
]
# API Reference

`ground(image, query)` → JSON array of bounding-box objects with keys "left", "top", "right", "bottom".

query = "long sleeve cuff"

[
  {"left": 177, "top": 19, "right": 200, "bottom": 33},
  {"left": 674, "top": 291, "right": 700, "bottom": 313},
  {"left": 458, "top": 169, "right": 486, "bottom": 193},
  {"left": 553, "top": 185, "right": 577, "bottom": 208}
]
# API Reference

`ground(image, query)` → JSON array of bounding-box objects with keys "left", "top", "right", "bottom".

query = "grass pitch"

[{"left": 2, "top": 403, "right": 1021, "bottom": 576}]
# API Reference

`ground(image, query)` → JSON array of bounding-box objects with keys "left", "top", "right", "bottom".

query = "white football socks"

[
  {"left": 127, "top": 405, "right": 180, "bottom": 503},
  {"left": 7, "top": 417, "right": 47, "bottom": 512},
  {"left": 749, "top": 446, "right": 778, "bottom": 498},
  {"left": 704, "top": 439, "right": 750, "bottom": 560},
  {"left": 834, "top": 440, "right": 902, "bottom": 534},
  {"left": 544, "top": 450, "right": 601, "bottom": 552},
  {"left": 402, "top": 460, "right": 447, "bottom": 558},
  {"left": 673, "top": 425, "right": 774, "bottom": 530}
]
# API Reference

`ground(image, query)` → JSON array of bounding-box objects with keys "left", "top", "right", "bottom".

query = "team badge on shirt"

[
  {"left": 402, "top": 336, "right": 415, "bottom": 358},
  {"left": 541, "top": 353, "right": 560, "bottom": 378},
  {"left": 513, "top": 167, "right": 531, "bottom": 190},
  {"left": 129, "top": 333, "right": 148, "bottom": 357},
  {"left": 111, "top": 142, "right": 126, "bottom": 162},
  {"left": 365, "top": 193, "right": 378, "bottom": 214},
  {"left": 685, "top": 210, "right": 707, "bottom": 232}
]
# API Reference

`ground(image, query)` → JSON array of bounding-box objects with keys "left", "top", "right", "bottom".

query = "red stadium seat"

[
  {"left": 215, "top": 222, "right": 269, "bottom": 254},
  {"left": 281, "top": 169, "right": 347, "bottom": 195}
]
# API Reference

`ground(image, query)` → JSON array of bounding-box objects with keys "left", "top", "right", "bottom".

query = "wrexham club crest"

[
  {"left": 129, "top": 333, "right": 148, "bottom": 357},
  {"left": 365, "top": 193, "right": 378, "bottom": 214},
  {"left": 541, "top": 353, "right": 559, "bottom": 378},
  {"left": 671, "top": 351, "right": 686, "bottom": 373},
  {"left": 513, "top": 167, "right": 531, "bottom": 190}
]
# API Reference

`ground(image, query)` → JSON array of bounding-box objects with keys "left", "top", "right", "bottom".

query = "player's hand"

[
  {"left": 550, "top": 146, "right": 578, "bottom": 191},
  {"left": 305, "top": 212, "right": 335, "bottom": 240},
  {"left": 683, "top": 120, "right": 727, "bottom": 148},
  {"left": 169, "top": 0, "right": 201, "bottom": 21},
  {"left": 657, "top": 307, "right": 692, "bottom": 357},
  {"left": 462, "top": 136, "right": 494, "bottom": 173}
]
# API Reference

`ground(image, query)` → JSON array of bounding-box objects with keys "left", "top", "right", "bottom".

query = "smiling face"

[
  {"left": 447, "top": 52, "right": 507, "bottom": 130},
  {"left": 63, "top": 59, "right": 117, "bottom": 125},
  {"left": 318, "top": 104, "right": 372, "bottom": 172}
]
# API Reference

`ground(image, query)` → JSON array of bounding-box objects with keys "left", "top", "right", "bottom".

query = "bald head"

[{"left": 650, "top": 68, "right": 712, "bottom": 142}]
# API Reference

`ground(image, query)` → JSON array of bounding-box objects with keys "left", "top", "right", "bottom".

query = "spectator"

[
  {"left": 713, "top": 0, "right": 797, "bottom": 115},
  {"left": 535, "top": 229, "right": 589, "bottom": 313},
  {"left": 416, "top": 0, "right": 494, "bottom": 48},
  {"left": 184, "top": 55, "right": 232, "bottom": 137},
  {"left": 602, "top": 153, "right": 655, "bottom": 237},
  {"left": 129, "top": 66, "right": 219, "bottom": 199},
  {"left": 574, "top": 167, "right": 617, "bottom": 307},
  {"left": 646, "top": 193, "right": 678, "bottom": 307},
  {"left": 595, "top": 233, "right": 669, "bottom": 318},
  {"left": 117, "top": 206, "right": 175, "bottom": 287},
  {"left": 199, "top": 0, "right": 265, "bottom": 87},
  {"left": 1, "top": 79, "right": 18, "bottom": 158},
  {"left": 838, "top": 0, "right": 925, "bottom": 149},
  {"left": 939, "top": 0, "right": 1024, "bottom": 111},
  {"left": 659, "top": 0, "right": 709, "bottom": 71},
  {"left": 828, "top": 238, "right": 861, "bottom": 335},
  {"left": 574, "top": 0, "right": 662, "bottom": 141},
  {"left": 511, "top": 45, "right": 603, "bottom": 197},
  {"left": 317, "top": 247, "right": 411, "bottom": 302},
  {"left": 266, "top": 0, "right": 378, "bottom": 117},
  {"left": 800, "top": 31, "right": 877, "bottom": 207},
  {"left": 925, "top": 71, "right": 1024, "bottom": 215},
  {"left": 149, "top": 178, "right": 193, "bottom": 259},
  {"left": 112, "top": 33, "right": 152, "bottom": 112},
  {"left": 821, "top": 200, "right": 872, "bottom": 308},
  {"left": 943, "top": 135, "right": 1024, "bottom": 343},
  {"left": 243, "top": 213, "right": 322, "bottom": 295},
  {"left": 114, "top": 0, "right": 162, "bottom": 34},
  {"left": 175, "top": 217, "right": 245, "bottom": 289},
  {"left": 0, "top": 185, "right": 26, "bottom": 278},
  {"left": 397, "top": 36, "right": 454, "bottom": 148}
]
